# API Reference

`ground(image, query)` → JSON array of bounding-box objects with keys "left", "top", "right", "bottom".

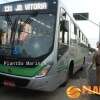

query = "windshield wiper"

[
  {"left": 5, "top": 14, "right": 20, "bottom": 55},
  {"left": 5, "top": 14, "right": 19, "bottom": 44},
  {"left": 10, "top": 16, "right": 19, "bottom": 44}
]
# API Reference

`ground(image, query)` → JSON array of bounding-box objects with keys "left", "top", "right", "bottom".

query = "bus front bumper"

[{"left": 0, "top": 73, "right": 57, "bottom": 91}]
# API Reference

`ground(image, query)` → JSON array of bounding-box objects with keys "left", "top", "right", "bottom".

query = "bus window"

[
  {"left": 0, "top": 13, "right": 56, "bottom": 57},
  {"left": 82, "top": 34, "right": 84, "bottom": 41},
  {"left": 74, "top": 24, "right": 77, "bottom": 35},
  {"left": 79, "top": 30, "right": 81, "bottom": 38},
  {"left": 70, "top": 22, "right": 77, "bottom": 45},
  {"left": 84, "top": 37, "right": 85, "bottom": 43},
  {"left": 80, "top": 32, "right": 83, "bottom": 42},
  {"left": 77, "top": 29, "right": 80, "bottom": 43}
]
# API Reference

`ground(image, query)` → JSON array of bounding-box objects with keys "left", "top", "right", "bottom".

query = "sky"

[
  {"left": 0, "top": 0, "right": 99, "bottom": 48},
  {"left": 62, "top": 0, "right": 100, "bottom": 48}
]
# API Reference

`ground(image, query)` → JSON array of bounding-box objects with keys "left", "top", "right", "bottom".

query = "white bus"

[{"left": 0, "top": 0, "right": 90, "bottom": 91}]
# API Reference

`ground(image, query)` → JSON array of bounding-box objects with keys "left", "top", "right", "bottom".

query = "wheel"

[
  {"left": 60, "top": 81, "right": 67, "bottom": 87},
  {"left": 68, "top": 61, "right": 74, "bottom": 78}
]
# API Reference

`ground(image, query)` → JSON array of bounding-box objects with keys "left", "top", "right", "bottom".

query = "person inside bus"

[
  {"left": 18, "top": 18, "right": 32, "bottom": 42},
  {"left": 14, "top": 18, "right": 32, "bottom": 56},
  {"left": 0, "top": 29, "right": 3, "bottom": 45},
  {"left": 0, "top": 29, "right": 7, "bottom": 45},
  {"left": 92, "top": 41, "right": 100, "bottom": 85}
]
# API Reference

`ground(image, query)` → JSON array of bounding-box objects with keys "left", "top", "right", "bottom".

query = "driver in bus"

[{"left": 18, "top": 19, "right": 32, "bottom": 42}]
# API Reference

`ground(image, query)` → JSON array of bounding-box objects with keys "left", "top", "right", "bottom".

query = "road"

[{"left": 0, "top": 56, "right": 99, "bottom": 100}]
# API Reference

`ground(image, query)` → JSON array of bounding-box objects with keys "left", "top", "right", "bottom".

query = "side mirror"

[{"left": 60, "top": 20, "right": 69, "bottom": 32}]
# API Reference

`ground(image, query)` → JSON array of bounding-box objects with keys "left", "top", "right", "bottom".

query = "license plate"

[{"left": 4, "top": 80, "right": 16, "bottom": 87}]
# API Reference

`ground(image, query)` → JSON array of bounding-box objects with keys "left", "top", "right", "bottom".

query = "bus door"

[{"left": 57, "top": 8, "right": 69, "bottom": 60}]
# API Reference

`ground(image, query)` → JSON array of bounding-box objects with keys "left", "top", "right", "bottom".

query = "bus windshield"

[{"left": 0, "top": 13, "right": 56, "bottom": 58}]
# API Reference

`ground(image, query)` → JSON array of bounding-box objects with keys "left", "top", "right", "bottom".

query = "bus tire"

[
  {"left": 68, "top": 61, "right": 74, "bottom": 78},
  {"left": 60, "top": 81, "right": 67, "bottom": 87}
]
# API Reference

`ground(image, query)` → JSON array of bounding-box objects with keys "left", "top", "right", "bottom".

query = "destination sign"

[
  {"left": 0, "top": 0, "right": 57, "bottom": 15},
  {"left": 1, "top": 2, "right": 48, "bottom": 12}
]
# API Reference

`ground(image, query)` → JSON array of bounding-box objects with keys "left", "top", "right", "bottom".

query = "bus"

[{"left": 0, "top": 0, "right": 90, "bottom": 91}]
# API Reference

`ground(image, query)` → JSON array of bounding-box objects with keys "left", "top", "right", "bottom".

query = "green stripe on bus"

[{"left": 0, "top": 64, "right": 44, "bottom": 77}]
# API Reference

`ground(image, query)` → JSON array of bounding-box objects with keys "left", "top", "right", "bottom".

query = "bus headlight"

[{"left": 36, "top": 65, "right": 51, "bottom": 78}]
